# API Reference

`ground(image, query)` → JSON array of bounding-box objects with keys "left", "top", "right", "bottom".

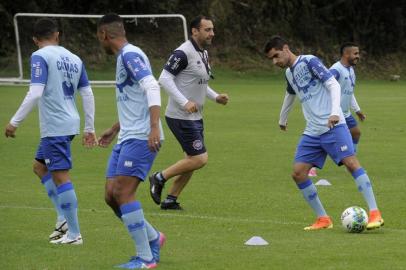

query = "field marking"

[
  {"left": 1, "top": 204, "right": 405, "bottom": 233},
  {"left": 0, "top": 204, "right": 302, "bottom": 225}
]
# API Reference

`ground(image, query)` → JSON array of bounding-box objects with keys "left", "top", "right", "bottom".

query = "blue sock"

[
  {"left": 41, "top": 173, "right": 65, "bottom": 222},
  {"left": 120, "top": 202, "right": 153, "bottom": 261},
  {"left": 352, "top": 168, "right": 378, "bottom": 211},
  {"left": 144, "top": 219, "right": 159, "bottom": 242},
  {"left": 297, "top": 179, "right": 327, "bottom": 217},
  {"left": 57, "top": 182, "right": 80, "bottom": 238}
]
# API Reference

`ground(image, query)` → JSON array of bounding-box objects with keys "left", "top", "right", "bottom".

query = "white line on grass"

[{"left": 0, "top": 204, "right": 302, "bottom": 225}]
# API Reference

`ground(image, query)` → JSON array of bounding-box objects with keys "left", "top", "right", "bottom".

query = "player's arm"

[
  {"left": 159, "top": 50, "right": 197, "bottom": 113},
  {"left": 207, "top": 86, "right": 229, "bottom": 105},
  {"left": 309, "top": 57, "right": 341, "bottom": 128},
  {"left": 123, "top": 51, "right": 162, "bottom": 152},
  {"left": 279, "top": 81, "right": 296, "bottom": 131},
  {"left": 5, "top": 54, "right": 47, "bottom": 138},
  {"left": 351, "top": 95, "right": 366, "bottom": 121},
  {"left": 77, "top": 64, "right": 97, "bottom": 148},
  {"left": 98, "top": 122, "right": 120, "bottom": 148}
]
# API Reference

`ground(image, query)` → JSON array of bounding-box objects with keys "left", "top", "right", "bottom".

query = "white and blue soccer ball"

[{"left": 341, "top": 206, "right": 368, "bottom": 233}]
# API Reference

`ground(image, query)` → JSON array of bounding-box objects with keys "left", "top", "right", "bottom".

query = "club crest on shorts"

[
  {"left": 340, "top": 145, "right": 348, "bottom": 152},
  {"left": 192, "top": 140, "right": 203, "bottom": 150}
]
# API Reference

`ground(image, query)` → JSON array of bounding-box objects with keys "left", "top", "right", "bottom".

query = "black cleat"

[
  {"left": 161, "top": 200, "right": 183, "bottom": 210},
  {"left": 149, "top": 172, "right": 165, "bottom": 205}
]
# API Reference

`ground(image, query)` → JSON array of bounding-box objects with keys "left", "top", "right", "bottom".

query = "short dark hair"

[
  {"left": 33, "top": 18, "right": 58, "bottom": 40},
  {"left": 98, "top": 13, "right": 123, "bottom": 28},
  {"left": 263, "top": 36, "right": 288, "bottom": 54},
  {"left": 340, "top": 42, "right": 358, "bottom": 55},
  {"left": 189, "top": 15, "right": 212, "bottom": 35}
]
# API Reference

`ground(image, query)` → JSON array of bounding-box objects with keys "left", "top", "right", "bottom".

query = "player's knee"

[
  {"left": 291, "top": 170, "right": 305, "bottom": 182},
  {"left": 193, "top": 153, "right": 208, "bottom": 169},
  {"left": 33, "top": 161, "right": 46, "bottom": 177}
]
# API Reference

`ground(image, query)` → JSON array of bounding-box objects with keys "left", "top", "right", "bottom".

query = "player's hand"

[
  {"left": 356, "top": 111, "right": 366, "bottom": 122},
  {"left": 216, "top": 94, "right": 229, "bottom": 105},
  {"left": 184, "top": 101, "right": 198, "bottom": 113},
  {"left": 328, "top": 115, "right": 340, "bottom": 128},
  {"left": 82, "top": 132, "right": 98, "bottom": 148},
  {"left": 4, "top": 123, "right": 17, "bottom": 138},
  {"left": 148, "top": 126, "right": 161, "bottom": 152},
  {"left": 98, "top": 128, "right": 118, "bottom": 148},
  {"left": 279, "top": 124, "right": 287, "bottom": 131}
]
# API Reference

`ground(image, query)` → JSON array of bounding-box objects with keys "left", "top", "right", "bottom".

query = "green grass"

[{"left": 1, "top": 76, "right": 406, "bottom": 270}]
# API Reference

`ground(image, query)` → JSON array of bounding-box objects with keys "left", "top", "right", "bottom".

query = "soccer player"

[
  {"left": 96, "top": 14, "right": 165, "bottom": 269},
  {"left": 149, "top": 15, "right": 229, "bottom": 210},
  {"left": 330, "top": 42, "right": 366, "bottom": 152},
  {"left": 4, "top": 18, "right": 96, "bottom": 244},
  {"left": 264, "top": 36, "right": 384, "bottom": 230}
]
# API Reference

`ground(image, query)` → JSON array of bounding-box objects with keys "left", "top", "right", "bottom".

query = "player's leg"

[
  {"left": 341, "top": 155, "right": 383, "bottom": 229},
  {"left": 114, "top": 139, "right": 163, "bottom": 268},
  {"left": 104, "top": 144, "right": 123, "bottom": 219},
  {"left": 325, "top": 124, "right": 383, "bottom": 229},
  {"left": 346, "top": 115, "right": 360, "bottom": 152},
  {"left": 43, "top": 136, "right": 82, "bottom": 244},
  {"left": 150, "top": 117, "right": 207, "bottom": 205},
  {"left": 294, "top": 135, "right": 332, "bottom": 230},
  {"left": 34, "top": 141, "right": 67, "bottom": 238},
  {"left": 161, "top": 170, "right": 194, "bottom": 210}
]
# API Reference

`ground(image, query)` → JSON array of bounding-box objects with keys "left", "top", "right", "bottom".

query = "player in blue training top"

[
  {"left": 330, "top": 42, "right": 366, "bottom": 152},
  {"left": 264, "top": 36, "right": 384, "bottom": 231},
  {"left": 96, "top": 14, "right": 165, "bottom": 269},
  {"left": 4, "top": 18, "right": 97, "bottom": 244}
]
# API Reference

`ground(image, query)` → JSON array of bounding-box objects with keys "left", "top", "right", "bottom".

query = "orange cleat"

[
  {"left": 304, "top": 216, "right": 333, "bottom": 231},
  {"left": 367, "top": 209, "right": 384, "bottom": 230}
]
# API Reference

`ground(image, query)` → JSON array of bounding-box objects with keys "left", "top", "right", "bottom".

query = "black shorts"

[{"left": 165, "top": 116, "right": 206, "bottom": 156}]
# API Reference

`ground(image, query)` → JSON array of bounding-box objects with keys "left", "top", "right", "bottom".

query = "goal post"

[{"left": 1, "top": 13, "right": 188, "bottom": 85}]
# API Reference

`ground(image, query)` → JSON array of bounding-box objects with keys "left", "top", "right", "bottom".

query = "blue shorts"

[
  {"left": 295, "top": 124, "right": 354, "bottom": 168},
  {"left": 35, "top": 136, "right": 75, "bottom": 171},
  {"left": 106, "top": 139, "right": 157, "bottom": 180},
  {"left": 165, "top": 116, "right": 206, "bottom": 156},
  {"left": 345, "top": 115, "right": 358, "bottom": 129}
]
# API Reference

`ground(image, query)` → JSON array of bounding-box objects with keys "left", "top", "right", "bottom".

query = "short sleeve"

[
  {"left": 329, "top": 68, "right": 340, "bottom": 80},
  {"left": 307, "top": 57, "right": 333, "bottom": 83},
  {"left": 30, "top": 54, "right": 48, "bottom": 85},
  {"left": 78, "top": 63, "right": 90, "bottom": 88},
  {"left": 122, "top": 52, "right": 152, "bottom": 81},
  {"left": 163, "top": 50, "right": 188, "bottom": 76}
]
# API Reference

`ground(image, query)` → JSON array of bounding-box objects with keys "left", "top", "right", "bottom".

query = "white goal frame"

[{"left": 1, "top": 13, "right": 188, "bottom": 85}]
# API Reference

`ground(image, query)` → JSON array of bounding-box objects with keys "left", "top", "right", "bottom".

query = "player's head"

[
  {"left": 340, "top": 42, "right": 360, "bottom": 66},
  {"left": 33, "top": 18, "right": 59, "bottom": 46},
  {"left": 189, "top": 15, "right": 214, "bottom": 48},
  {"left": 264, "top": 36, "right": 292, "bottom": 68},
  {"left": 97, "top": 13, "right": 126, "bottom": 55}
]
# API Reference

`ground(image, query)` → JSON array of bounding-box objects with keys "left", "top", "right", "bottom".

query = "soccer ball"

[{"left": 341, "top": 206, "right": 368, "bottom": 233}]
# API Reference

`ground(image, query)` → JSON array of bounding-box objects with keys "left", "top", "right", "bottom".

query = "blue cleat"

[
  {"left": 115, "top": 256, "right": 157, "bottom": 269},
  {"left": 150, "top": 232, "right": 166, "bottom": 262}
]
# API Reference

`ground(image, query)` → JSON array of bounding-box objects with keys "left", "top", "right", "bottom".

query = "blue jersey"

[
  {"left": 31, "top": 45, "right": 89, "bottom": 138},
  {"left": 115, "top": 44, "right": 164, "bottom": 143},
  {"left": 330, "top": 61, "right": 356, "bottom": 118},
  {"left": 285, "top": 55, "right": 345, "bottom": 136}
]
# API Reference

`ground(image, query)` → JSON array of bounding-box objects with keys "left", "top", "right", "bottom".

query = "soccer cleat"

[
  {"left": 304, "top": 216, "right": 333, "bottom": 231},
  {"left": 160, "top": 200, "right": 183, "bottom": 210},
  {"left": 50, "top": 233, "right": 83, "bottom": 245},
  {"left": 367, "top": 209, "right": 384, "bottom": 230},
  {"left": 150, "top": 232, "right": 166, "bottom": 262},
  {"left": 308, "top": 167, "right": 317, "bottom": 177},
  {"left": 115, "top": 256, "right": 157, "bottom": 269},
  {"left": 149, "top": 173, "right": 165, "bottom": 205},
  {"left": 49, "top": 220, "right": 68, "bottom": 240}
]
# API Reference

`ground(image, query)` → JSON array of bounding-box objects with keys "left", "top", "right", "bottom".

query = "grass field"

[{"left": 1, "top": 73, "right": 406, "bottom": 270}]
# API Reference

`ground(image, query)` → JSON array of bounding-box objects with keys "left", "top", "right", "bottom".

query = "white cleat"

[
  {"left": 50, "top": 233, "right": 83, "bottom": 245},
  {"left": 49, "top": 220, "right": 68, "bottom": 240}
]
